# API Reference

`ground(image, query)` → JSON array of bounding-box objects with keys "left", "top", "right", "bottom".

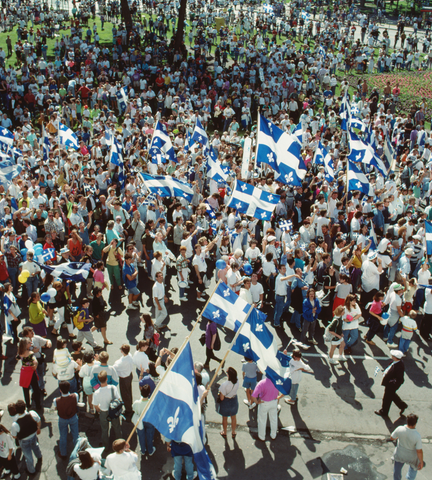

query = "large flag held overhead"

[
  {"left": 348, "top": 129, "right": 388, "bottom": 177},
  {"left": 256, "top": 115, "right": 306, "bottom": 186},
  {"left": 425, "top": 221, "right": 432, "bottom": 256},
  {"left": 347, "top": 160, "right": 374, "bottom": 195},
  {"left": 192, "top": 118, "right": 209, "bottom": 151},
  {"left": 38, "top": 262, "right": 91, "bottom": 282},
  {"left": 116, "top": 86, "right": 128, "bottom": 113},
  {"left": 206, "top": 146, "right": 229, "bottom": 184},
  {"left": 42, "top": 125, "right": 51, "bottom": 161},
  {"left": 232, "top": 308, "right": 292, "bottom": 395},
  {"left": 314, "top": 142, "right": 334, "bottom": 182},
  {"left": 149, "top": 121, "right": 178, "bottom": 164},
  {"left": 0, "top": 161, "right": 23, "bottom": 189},
  {"left": 339, "top": 92, "right": 350, "bottom": 131},
  {"left": 141, "top": 173, "right": 194, "bottom": 201},
  {"left": 58, "top": 123, "right": 79, "bottom": 150},
  {"left": 0, "top": 126, "right": 14, "bottom": 147},
  {"left": 143, "top": 342, "right": 216, "bottom": 480},
  {"left": 226, "top": 179, "right": 280, "bottom": 221},
  {"left": 202, "top": 282, "right": 251, "bottom": 332},
  {"left": 39, "top": 248, "right": 56, "bottom": 264}
]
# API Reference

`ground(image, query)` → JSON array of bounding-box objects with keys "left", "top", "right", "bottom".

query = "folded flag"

[
  {"left": 202, "top": 282, "right": 251, "bottom": 332},
  {"left": 58, "top": 123, "right": 79, "bottom": 150},
  {"left": 109, "top": 136, "right": 125, "bottom": 188},
  {"left": 38, "top": 262, "right": 91, "bottom": 282},
  {"left": 226, "top": 179, "right": 280, "bottom": 221},
  {"left": 141, "top": 173, "right": 194, "bottom": 201},
  {"left": 232, "top": 308, "right": 292, "bottom": 394},
  {"left": 143, "top": 342, "right": 216, "bottom": 480}
]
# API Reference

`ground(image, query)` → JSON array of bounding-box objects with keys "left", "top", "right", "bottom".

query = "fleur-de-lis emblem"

[
  {"left": 268, "top": 194, "right": 273, "bottom": 201},
  {"left": 157, "top": 189, "right": 163, "bottom": 195},
  {"left": 276, "top": 379, "right": 283, "bottom": 385},
  {"left": 213, "top": 309, "right": 220, "bottom": 319},
  {"left": 255, "top": 324, "right": 263, "bottom": 332},
  {"left": 267, "top": 152, "right": 275, "bottom": 163},
  {"left": 241, "top": 183, "right": 247, "bottom": 191},
  {"left": 236, "top": 202, "right": 242, "bottom": 209},
  {"left": 223, "top": 288, "right": 230, "bottom": 297},
  {"left": 167, "top": 406, "right": 180, "bottom": 433},
  {"left": 198, "top": 135, "right": 202, "bottom": 141},
  {"left": 242, "top": 342, "right": 250, "bottom": 352},
  {"left": 267, "top": 122, "right": 272, "bottom": 133},
  {"left": 356, "top": 182, "right": 362, "bottom": 188},
  {"left": 261, "top": 212, "right": 266, "bottom": 218},
  {"left": 285, "top": 172, "right": 294, "bottom": 183}
]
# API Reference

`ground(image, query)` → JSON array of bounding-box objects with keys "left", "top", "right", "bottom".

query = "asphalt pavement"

[{"left": 1, "top": 267, "right": 432, "bottom": 480}]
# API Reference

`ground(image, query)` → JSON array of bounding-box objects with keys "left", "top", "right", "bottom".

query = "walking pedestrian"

[{"left": 53, "top": 380, "right": 79, "bottom": 459}]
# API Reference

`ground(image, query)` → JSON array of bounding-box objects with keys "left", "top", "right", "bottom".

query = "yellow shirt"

[{"left": 106, "top": 246, "right": 123, "bottom": 266}]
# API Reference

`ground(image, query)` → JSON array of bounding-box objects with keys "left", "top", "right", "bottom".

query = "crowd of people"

[{"left": 0, "top": 0, "right": 430, "bottom": 478}]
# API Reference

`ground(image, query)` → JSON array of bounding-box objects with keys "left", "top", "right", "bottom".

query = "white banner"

[{"left": 241, "top": 137, "right": 252, "bottom": 180}]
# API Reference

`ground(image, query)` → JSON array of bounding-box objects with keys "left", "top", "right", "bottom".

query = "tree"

[{"left": 175, "top": 0, "right": 188, "bottom": 50}]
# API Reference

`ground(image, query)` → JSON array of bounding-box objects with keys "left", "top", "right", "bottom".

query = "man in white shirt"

[
  {"left": 113, "top": 344, "right": 135, "bottom": 419},
  {"left": 250, "top": 273, "right": 264, "bottom": 306},
  {"left": 105, "top": 439, "right": 141, "bottom": 480},
  {"left": 361, "top": 251, "right": 383, "bottom": 306},
  {"left": 152, "top": 272, "right": 168, "bottom": 330},
  {"left": 93, "top": 370, "right": 122, "bottom": 451},
  {"left": 273, "top": 262, "right": 298, "bottom": 328}
]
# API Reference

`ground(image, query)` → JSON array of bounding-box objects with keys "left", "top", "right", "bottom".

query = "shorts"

[
  {"left": 83, "top": 376, "right": 94, "bottom": 395},
  {"left": 128, "top": 287, "right": 140, "bottom": 296},
  {"left": 242, "top": 376, "right": 257, "bottom": 390},
  {"left": 331, "top": 337, "right": 344, "bottom": 346},
  {"left": 94, "top": 311, "right": 107, "bottom": 329}
]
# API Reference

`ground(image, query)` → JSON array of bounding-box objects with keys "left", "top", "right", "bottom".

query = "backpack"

[{"left": 73, "top": 310, "right": 86, "bottom": 330}]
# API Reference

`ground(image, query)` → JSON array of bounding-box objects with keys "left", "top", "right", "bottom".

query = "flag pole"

[
  {"left": 207, "top": 304, "right": 254, "bottom": 390},
  {"left": 126, "top": 279, "right": 222, "bottom": 444}
]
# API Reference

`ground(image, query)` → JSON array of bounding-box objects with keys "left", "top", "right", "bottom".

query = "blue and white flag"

[
  {"left": 301, "top": 11, "right": 311, "bottom": 21},
  {"left": 141, "top": 173, "right": 194, "bottom": 201},
  {"left": 206, "top": 147, "right": 228, "bottom": 184},
  {"left": 256, "top": 115, "right": 306, "bottom": 186},
  {"left": 149, "top": 121, "right": 178, "bottom": 164},
  {"left": 202, "top": 282, "right": 251, "bottom": 332},
  {"left": 349, "top": 116, "right": 366, "bottom": 132},
  {"left": 232, "top": 309, "right": 292, "bottom": 395},
  {"left": 279, "top": 220, "right": 292, "bottom": 232},
  {"left": 0, "top": 161, "right": 23, "bottom": 189},
  {"left": 184, "top": 130, "right": 194, "bottom": 154},
  {"left": 0, "top": 127, "right": 14, "bottom": 147},
  {"left": 348, "top": 129, "right": 387, "bottom": 178},
  {"left": 38, "top": 262, "right": 91, "bottom": 282},
  {"left": 418, "top": 130, "right": 426, "bottom": 148},
  {"left": 116, "top": 86, "right": 128, "bottom": 113},
  {"left": 425, "top": 221, "right": 432, "bottom": 256},
  {"left": 58, "top": 123, "right": 79, "bottom": 150},
  {"left": 339, "top": 92, "right": 350, "bottom": 131},
  {"left": 192, "top": 118, "right": 209, "bottom": 151},
  {"left": 318, "top": 45, "right": 326, "bottom": 59},
  {"left": 109, "top": 136, "right": 125, "bottom": 188},
  {"left": 347, "top": 160, "right": 373, "bottom": 195},
  {"left": 226, "top": 180, "right": 280, "bottom": 221},
  {"left": 369, "top": 223, "right": 378, "bottom": 251},
  {"left": 383, "top": 134, "right": 396, "bottom": 175},
  {"left": 293, "top": 123, "right": 303, "bottom": 144},
  {"left": 39, "top": 248, "right": 56, "bottom": 264},
  {"left": 143, "top": 342, "right": 216, "bottom": 480},
  {"left": 263, "top": 3, "right": 274, "bottom": 13},
  {"left": 314, "top": 142, "right": 334, "bottom": 182},
  {"left": 42, "top": 125, "right": 51, "bottom": 161},
  {"left": 204, "top": 200, "right": 216, "bottom": 219}
]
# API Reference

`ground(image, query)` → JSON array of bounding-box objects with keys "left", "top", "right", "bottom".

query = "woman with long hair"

[
  {"left": 342, "top": 294, "right": 363, "bottom": 355},
  {"left": 28, "top": 292, "right": 47, "bottom": 337},
  {"left": 18, "top": 338, "right": 42, "bottom": 410},
  {"left": 218, "top": 367, "right": 239, "bottom": 439},
  {"left": 141, "top": 313, "right": 158, "bottom": 362},
  {"left": 73, "top": 450, "right": 101, "bottom": 480}
]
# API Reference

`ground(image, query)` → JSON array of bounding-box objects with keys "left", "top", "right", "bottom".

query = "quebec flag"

[
  {"left": 38, "top": 262, "right": 91, "bottom": 282},
  {"left": 42, "top": 125, "right": 51, "bottom": 161},
  {"left": 192, "top": 118, "right": 209, "bottom": 151},
  {"left": 109, "top": 136, "right": 125, "bottom": 188},
  {"left": 226, "top": 179, "right": 280, "bottom": 221},
  {"left": 339, "top": 92, "right": 351, "bottom": 131},
  {"left": 206, "top": 146, "right": 228, "bottom": 184},
  {"left": 232, "top": 308, "right": 292, "bottom": 395},
  {"left": 143, "top": 342, "right": 216, "bottom": 480},
  {"left": 58, "top": 123, "right": 79, "bottom": 150},
  {"left": 256, "top": 115, "right": 306, "bottom": 186},
  {"left": 313, "top": 142, "right": 334, "bottom": 182},
  {"left": 0, "top": 126, "right": 14, "bottom": 147},
  {"left": 149, "top": 121, "right": 178, "bottom": 164},
  {"left": 0, "top": 161, "right": 23, "bottom": 189},
  {"left": 347, "top": 160, "right": 374, "bottom": 196},
  {"left": 202, "top": 282, "right": 251, "bottom": 332},
  {"left": 116, "top": 86, "right": 128, "bottom": 113},
  {"left": 348, "top": 129, "right": 388, "bottom": 178},
  {"left": 425, "top": 221, "right": 432, "bottom": 256},
  {"left": 141, "top": 173, "right": 194, "bottom": 202}
]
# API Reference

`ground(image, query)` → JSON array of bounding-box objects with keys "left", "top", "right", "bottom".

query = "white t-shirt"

[
  {"left": 105, "top": 451, "right": 141, "bottom": 480},
  {"left": 250, "top": 282, "right": 264, "bottom": 303},
  {"left": 132, "top": 351, "right": 149, "bottom": 372},
  {"left": 74, "top": 459, "right": 101, "bottom": 480},
  {"left": 0, "top": 432, "right": 14, "bottom": 458},
  {"left": 342, "top": 304, "right": 361, "bottom": 330},
  {"left": 361, "top": 260, "right": 381, "bottom": 292},
  {"left": 219, "top": 380, "right": 239, "bottom": 398}
]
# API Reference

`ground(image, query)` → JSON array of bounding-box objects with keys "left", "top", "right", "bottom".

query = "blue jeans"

[
  {"left": 383, "top": 322, "right": 399, "bottom": 343},
  {"left": 289, "top": 383, "right": 299, "bottom": 401},
  {"left": 399, "top": 337, "right": 411, "bottom": 354},
  {"left": 58, "top": 414, "right": 79, "bottom": 456},
  {"left": 145, "top": 250, "right": 154, "bottom": 277},
  {"left": 7, "top": 266, "right": 18, "bottom": 293},
  {"left": 273, "top": 295, "right": 287, "bottom": 326},
  {"left": 343, "top": 329, "right": 359, "bottom": 348},
  {"left": 290, "top": 310, "right": 302, "bottom": 329},
  {"left": 173, "top": 455, "right": 195, "bottom": 480},
  {"left": 20, "top": 434, "right": 42, "bottom": 474},
  {"left": 393, "top": 461, "right": 418, "bottom": 480},
  {"left": 137, "top": 422, "right": 155, "bottom": 454},
  {"left": 26, "top": 275, "right": 39, "bottom": 296}
]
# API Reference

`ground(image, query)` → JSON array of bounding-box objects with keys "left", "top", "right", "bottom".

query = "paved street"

[{"left": 1, "top": 269, "right": 432, "bottom": 479}]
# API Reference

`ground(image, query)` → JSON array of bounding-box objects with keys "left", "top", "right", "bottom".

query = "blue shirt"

[{"left": 123, "top": 263, "right": 137, "bottom": 289}]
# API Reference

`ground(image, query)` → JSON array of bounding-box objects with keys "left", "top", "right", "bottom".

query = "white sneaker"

[
  {"left": 249, "top": 402, "right": 256, "bottom": 410},
  {"left": 193, "top": 472, "right": 198, "bottom": 479},
  {"left": 329, "top": 358, "right": 339, "bottom": 364},
  {"left": 128, "top": 304, "right": 139, "bottom": 310},
  {"left": 132, "top": 301, "right": 140, "bottom": 306},
  {"left": 243, "top": 399, "right": 250, "bottom": 406},
  {"left": 197, "top": 297, "right": 206, "bottom": 302},
  {"left": 284, "top": 398, "right": 296, "bottom": 405},
  {"left": 338, "top": 355, "right": 347, "bottom": 362},
  {"left": 149, "top": 446, "right": 156, "bottom": 456},
  {"left": 180, "top": 297, "right": 188, "bottom": 302},
  {"left": 13, "top": 475, "right": 21, "bottom": 480},
  {"left": 188, "top": 280, "right": 194, "bottom": 285},
  {"left": 387, "top": 343, "right": 398, "bottom": 349}
]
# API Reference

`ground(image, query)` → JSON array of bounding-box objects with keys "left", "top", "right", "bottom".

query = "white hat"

[
  {"left": 405, "top": 248, "right": 415, "bottom": 256},
  {"left": 390, "top": 350, "right": 403, "bottom": 359},
  {"left": 368, "top": 251, "right": 377, "bottom": 260},
  {"left": 267, "top": 235, "right": 276, "bottom": 242},
  {"left": 413, "top": 234, "right": 422, "bottom": 241}
]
